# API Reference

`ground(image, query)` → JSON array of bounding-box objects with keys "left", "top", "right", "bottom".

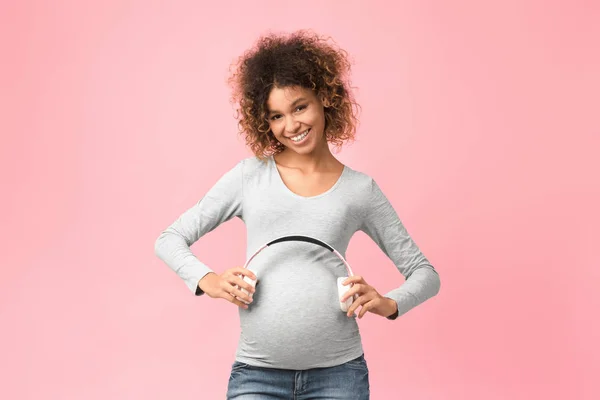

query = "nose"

[{"left": 284, "top": 116, "right": 301, "bottom": 134}]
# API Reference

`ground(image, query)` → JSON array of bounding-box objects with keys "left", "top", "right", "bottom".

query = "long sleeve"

[
  {"left": 154, "top": 160, "right": 245, "bottom": 295},
  {"left": 359, "top": 179, "right": 440, "bottom": 319}
]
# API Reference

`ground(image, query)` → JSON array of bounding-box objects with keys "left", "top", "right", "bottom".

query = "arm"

[
  {"left": 359, "top": 179, "right": 440, "bottom": 319},
  {"left": 154, "top": 160, "right": 244, "bottom": 295}
]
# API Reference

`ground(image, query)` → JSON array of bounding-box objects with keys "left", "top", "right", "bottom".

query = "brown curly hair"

[{"left": 228, "top": 30, "right": 360, "bottom": 159}]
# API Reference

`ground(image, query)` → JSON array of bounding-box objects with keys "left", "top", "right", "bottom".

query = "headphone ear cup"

[
  {"left": 239, "top": 271, "right": 258, "bottom": 303},
  {"left": 337, "top": 276, "right": 353, "bottom": 312}
]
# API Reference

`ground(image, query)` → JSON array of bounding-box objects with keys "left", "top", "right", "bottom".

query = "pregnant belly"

[{"left": 236, "top": 263, "right": 360, "bottom": 368}]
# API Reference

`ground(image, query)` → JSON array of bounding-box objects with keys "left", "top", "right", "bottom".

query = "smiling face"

[{"left": 266, "top": 86, "right": 327, "bottom": 156}]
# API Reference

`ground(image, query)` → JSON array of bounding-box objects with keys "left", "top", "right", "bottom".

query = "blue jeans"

[{"left": 226, "top": 354, "right": 370, "bottom": 399}]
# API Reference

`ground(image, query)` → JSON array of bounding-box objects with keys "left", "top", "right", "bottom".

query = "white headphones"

[{"left": 237, "top": 235, "right": 358, "bottom": 312}]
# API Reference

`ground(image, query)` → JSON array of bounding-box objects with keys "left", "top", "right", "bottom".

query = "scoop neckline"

[{"left": 269, "top": 155, "right": 347, "bottom": 200}]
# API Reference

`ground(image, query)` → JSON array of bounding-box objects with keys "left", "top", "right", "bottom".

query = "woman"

[{"left": 155, "top": 30, "right": 440, "bottom": 399}]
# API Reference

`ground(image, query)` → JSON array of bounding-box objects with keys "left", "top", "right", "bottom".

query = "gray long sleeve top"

[{"left": 154, "top": 155, "right": 440, "bottom": 370}]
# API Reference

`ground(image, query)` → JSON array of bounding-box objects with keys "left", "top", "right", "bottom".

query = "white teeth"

[{"left": 291, "top": 129, "right": 309, "bottom": 142}]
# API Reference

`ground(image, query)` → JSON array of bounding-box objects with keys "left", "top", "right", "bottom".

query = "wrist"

[
  {"left": 384, "top": 297, "right": 398, "bottom": 319},
  {"left": 198, "top": 272, "right": 217, "bottom": 292}
]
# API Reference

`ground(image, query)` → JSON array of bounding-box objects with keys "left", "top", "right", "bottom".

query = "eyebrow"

[{"left": 268, "top": 97, "right": 308, "bottom": 115}]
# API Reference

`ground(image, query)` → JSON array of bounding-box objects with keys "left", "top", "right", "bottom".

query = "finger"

[
  {"left": 340, "top": 284, "right": 364, "bottom": 303},
  {"left": 231, "top": 267, "right": 257, "bottom": 281},
  {"left": 220, "top": 280, "right": 253, "bottom": 304},
  {"left": 341, "top": 284, "right": 376, "bottom": 303},
  {"left": 228, "top": 275, "right": 256, "bottom": 296},
  {"left": 358, "top": 301, "right": 374, "bottom": 319},
  {"left": 229, "top": 284, "right": 254, "bottom": 304},
  {"left": 343, "top": 275, "right": 365, "bottom": 286},
  {"left": 220, "top": 289, "right": 249, "bottom": 308},
  {"left": 348, "top": 292, "right": 377, "bottom": 317},
  {"left": 226, "top": 293, "right": 249, "bottom": 309},
  {"left": 347, "top": 295, "right": 369, "bottom": 317}
]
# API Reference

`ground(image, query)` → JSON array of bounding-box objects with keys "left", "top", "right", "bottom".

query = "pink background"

[{"left": 2, "top": 1, "right": 598, "bottom": 399}]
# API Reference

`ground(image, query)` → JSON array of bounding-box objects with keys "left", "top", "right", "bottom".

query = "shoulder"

[
  {"left": 343, "top": 166, "right": 397, "bottom": 226},
  {"left": 342, "top": 164, "right": 379, "bottom": 198},
  {"left": 238, "top": 155, "right": 270, "bottom": 178}
]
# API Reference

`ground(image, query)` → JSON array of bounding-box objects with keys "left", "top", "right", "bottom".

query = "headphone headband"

[
  {"left": 267, "top": 235, "right": 334, "bottom": 251},
  {"left": 243, "top": 235, "right": 354, "bottom": 277}
]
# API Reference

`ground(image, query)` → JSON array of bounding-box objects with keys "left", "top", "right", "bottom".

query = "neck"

[{"left": 275, "top": 141, "right": 339, "bottom": 172}]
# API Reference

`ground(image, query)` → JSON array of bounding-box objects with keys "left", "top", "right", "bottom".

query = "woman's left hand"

[{"left": 340, "top": 276, "right": 398, "bottom": 319}]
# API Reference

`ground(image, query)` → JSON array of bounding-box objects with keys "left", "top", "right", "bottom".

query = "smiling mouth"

[{"left": 290, "top": 129, "right": 310, "bottom": 142}]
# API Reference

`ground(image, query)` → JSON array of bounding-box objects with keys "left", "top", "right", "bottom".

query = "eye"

[
  {"left": 270, "top": 114, "right": 282, "bottom": 121},
  {"left": 295, "top": 104, "right": 307, "bottom": 112}
]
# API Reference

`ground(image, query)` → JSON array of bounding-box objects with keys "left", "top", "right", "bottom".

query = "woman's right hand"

[{"left": 198, "top": 268, "right": 257, "bottom": 309}]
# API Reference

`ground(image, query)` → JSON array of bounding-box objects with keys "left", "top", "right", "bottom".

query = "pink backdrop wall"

[{"left": 2, "top": 1, "right": 598, "bottom": 399}]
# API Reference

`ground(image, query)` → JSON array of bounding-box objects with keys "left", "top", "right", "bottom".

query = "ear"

[{"left": 319, "top": 93, "right": 331, "bottom": 108}]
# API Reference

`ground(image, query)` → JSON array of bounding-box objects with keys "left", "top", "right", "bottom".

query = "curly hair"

[{"left": 228, "top": 30, "right": 360, "bottom": 159}]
